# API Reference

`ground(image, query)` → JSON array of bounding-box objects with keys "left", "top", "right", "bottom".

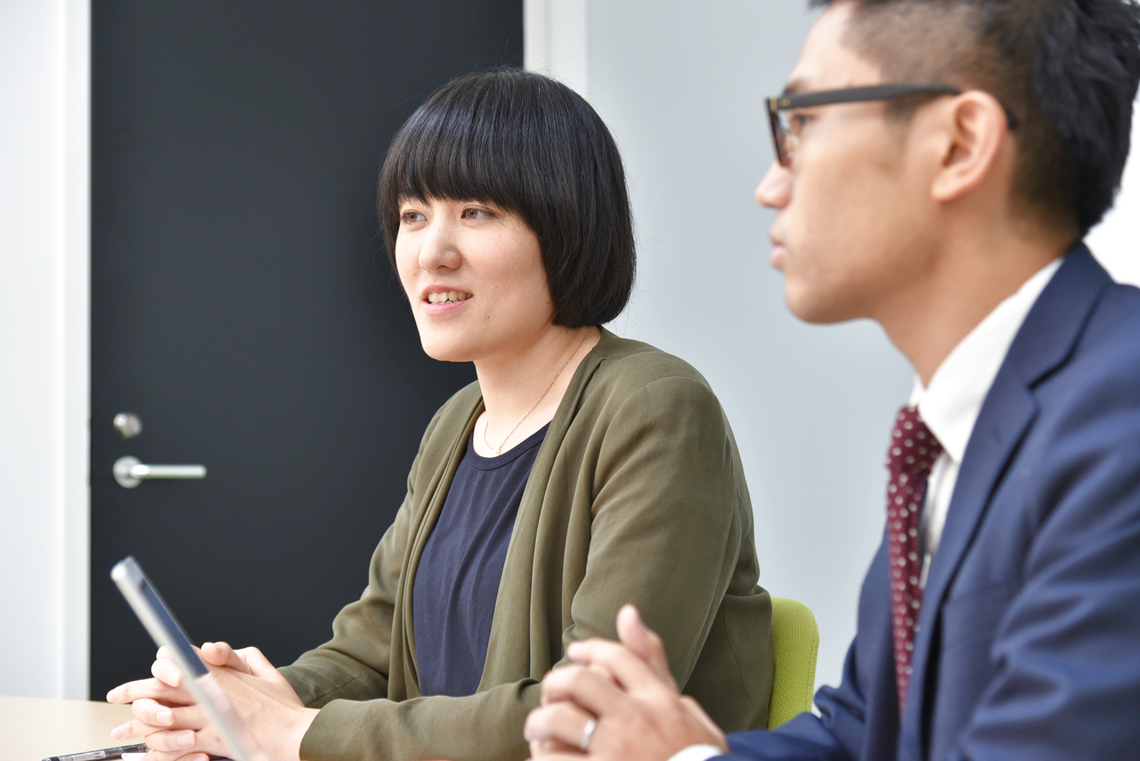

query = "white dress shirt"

[
  {"left": 667, "top": 256, "right": 1062, "bottom": 761},
  {"left": 912, "top": 256, "right": 1061, "bottom": 561}
]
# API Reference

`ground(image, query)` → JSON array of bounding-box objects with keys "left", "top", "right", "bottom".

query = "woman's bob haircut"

[{"left": 378, "top": 68, "right": 635, "bottom": 328}]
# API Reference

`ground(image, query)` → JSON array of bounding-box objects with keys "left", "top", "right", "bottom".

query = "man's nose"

[{"left": 755, "top": 161, "right": 791, "bottom": 209}]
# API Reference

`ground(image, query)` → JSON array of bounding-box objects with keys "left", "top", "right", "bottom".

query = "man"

[{"left": 524, "top": 0, "right": 1140, "bottom": 759}]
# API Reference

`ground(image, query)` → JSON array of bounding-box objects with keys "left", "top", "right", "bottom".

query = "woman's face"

[{"left": 395, "top": 196, "right": 556, "bottom": 365}]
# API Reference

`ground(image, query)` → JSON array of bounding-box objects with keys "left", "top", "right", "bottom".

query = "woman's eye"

[
  {"left": 788, "top": 113, "right": 811, "bottom": 134},
  {"left": 463, "top": 208, "right": 492, "bottom": 220},
  {"left": 401, "top": 210, "right": 426, "bottom": 224}
]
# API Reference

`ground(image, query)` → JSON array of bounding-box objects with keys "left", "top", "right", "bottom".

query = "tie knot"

[{"left": 886, "top": 406, "right": 943, "bottom": 476}]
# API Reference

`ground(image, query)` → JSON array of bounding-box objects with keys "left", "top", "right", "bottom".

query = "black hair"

[
  {"left": 378, "top": 68, "right": 635, "bottom": 327},
  {"left": 809, "top": 0, "right": 1140, "bottom": 238}
]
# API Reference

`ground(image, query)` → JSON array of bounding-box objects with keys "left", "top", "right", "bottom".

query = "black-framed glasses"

[{"left": 766, "top": 83, "right": 1019, "bottom": 166}]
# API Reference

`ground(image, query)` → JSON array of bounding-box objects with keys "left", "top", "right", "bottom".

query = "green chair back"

[{"left": 767, "top": 596, "right": 820, "bottom": 728}]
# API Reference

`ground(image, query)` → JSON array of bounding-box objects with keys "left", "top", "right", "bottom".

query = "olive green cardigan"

[{"left": 280, "top": 330, "right": 773, "bottom": 761}]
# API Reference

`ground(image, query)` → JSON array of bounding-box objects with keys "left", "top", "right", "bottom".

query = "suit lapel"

[{"left": 898, "top": 245, "right": 1112, "bottom": 758}]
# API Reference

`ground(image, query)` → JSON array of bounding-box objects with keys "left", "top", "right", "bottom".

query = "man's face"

[{"left": 757, "top": 2, "right": 938, "bottom": 325}]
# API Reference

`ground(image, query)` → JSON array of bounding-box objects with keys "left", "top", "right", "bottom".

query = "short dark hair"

[
  {"left": 810, "top": 0, "right": 1140, "bottom": 238},
  {"left": 377, "top": 68, "right": 635, "bottom": 328}
]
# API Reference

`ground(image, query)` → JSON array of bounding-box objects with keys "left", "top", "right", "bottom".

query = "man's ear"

[{"left": 929, "top": 90, "right": 1012, "bottom": 203}]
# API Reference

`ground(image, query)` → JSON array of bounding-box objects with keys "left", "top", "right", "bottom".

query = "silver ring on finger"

[{"left": 579, "top": 717, "right": 598, "bottom": 751}]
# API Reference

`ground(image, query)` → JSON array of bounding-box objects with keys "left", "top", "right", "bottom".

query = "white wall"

[
  {"left": 583, "top": 0, "right": 908, "bottom": 694},
  {"left": 525, "top": 0, "right": 588, "bottom": 95},
  {"left": 0, "top": 0, "right": 90, "bottom": 699},
  {"left": 529, "top": 0, "right": 1140, "bottom": 695},
  {"left": 1088, "top": 121, "right": 1140, "bottom": 285}
]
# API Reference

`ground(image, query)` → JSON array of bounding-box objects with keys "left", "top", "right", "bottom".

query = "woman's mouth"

[{"left": 426, "top": 291, "right": 472, "bottom": 304}]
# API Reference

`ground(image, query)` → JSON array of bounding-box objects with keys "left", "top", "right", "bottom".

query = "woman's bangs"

[{"left": 391, "top": 104, "right": 525, "bottom": 211}]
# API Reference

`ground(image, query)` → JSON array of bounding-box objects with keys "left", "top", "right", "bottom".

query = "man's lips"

[{"left": 769, "top": 238, "right": 787, "bottom": 269}]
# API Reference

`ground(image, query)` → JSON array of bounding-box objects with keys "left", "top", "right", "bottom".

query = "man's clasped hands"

[{"left": 106, "top": 605, "right": 723, "bottom": 761}]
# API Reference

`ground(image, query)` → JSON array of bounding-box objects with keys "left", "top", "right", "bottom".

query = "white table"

[{"left": 0, "top": 695, "right": 140, "bottom": 761}]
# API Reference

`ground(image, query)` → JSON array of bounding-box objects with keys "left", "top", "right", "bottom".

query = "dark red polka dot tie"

[{"left": 885, "top": 405, "right": 943, "bottom": 712}]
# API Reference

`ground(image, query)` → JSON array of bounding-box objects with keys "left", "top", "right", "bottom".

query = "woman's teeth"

[{"left": 427, "top": 291, "right": 471, "bottom": 304}]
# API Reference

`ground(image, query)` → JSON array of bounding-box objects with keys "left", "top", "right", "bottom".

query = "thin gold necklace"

[{"left": 483, "top": 331, "right": 590, "bottom": 455}]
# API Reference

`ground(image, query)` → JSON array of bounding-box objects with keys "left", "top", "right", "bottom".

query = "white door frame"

[{"left": 0, "top": 0, "right": 91, "bottom": 700}]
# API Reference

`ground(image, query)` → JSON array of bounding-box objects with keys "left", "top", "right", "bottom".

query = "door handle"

[{"left": 113, "top": 456, "right": 207, "bottom": 489}]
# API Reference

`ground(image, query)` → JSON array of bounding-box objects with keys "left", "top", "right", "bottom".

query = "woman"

[{"left": 107, "top": 68, "right": 772, "bottom": 761}]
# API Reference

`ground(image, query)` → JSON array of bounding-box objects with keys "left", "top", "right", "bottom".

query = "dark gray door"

[{"left": 90, "top": 1, "right": 519, "bottom": 699}]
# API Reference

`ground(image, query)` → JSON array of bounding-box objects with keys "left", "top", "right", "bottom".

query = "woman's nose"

[
  {"left": 755, "top": 161, "right": 791, "bottom": 209},
  {"left": 417, "top": 219, "right": 461, "bottom": 271}
]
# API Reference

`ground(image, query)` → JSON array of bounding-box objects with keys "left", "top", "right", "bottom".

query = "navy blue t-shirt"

[{"left": 411, "top": 423, "right": 549, "bottom": 697}]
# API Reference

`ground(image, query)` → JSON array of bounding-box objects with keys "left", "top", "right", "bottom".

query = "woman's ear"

[{"left": 929, "top": 90, "right": 1012, "bottom": 203}]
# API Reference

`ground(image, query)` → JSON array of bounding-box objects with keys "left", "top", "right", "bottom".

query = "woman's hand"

[{"left": 106, "top": 642, "right": 319, "bottom": 761}]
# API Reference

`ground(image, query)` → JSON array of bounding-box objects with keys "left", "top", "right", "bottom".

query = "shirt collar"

[{"left": 909, "top": 256, "right": 1064, "bottom": 463}]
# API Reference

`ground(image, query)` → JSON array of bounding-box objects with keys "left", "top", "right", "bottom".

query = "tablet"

[{"left": 111, "top": 556, "right": 269, "bottom": 761}]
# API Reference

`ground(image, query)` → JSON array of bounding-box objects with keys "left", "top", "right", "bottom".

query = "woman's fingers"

[
  {"left": 127, "top": 698, "right": 176, "bottom": 728},
  {"left": 106, "top": 676, "right": 191, "bottom": 706},
  {"left": 230, "top": 644, "right": 276, "bottom": 678},
  {"left": 150, "top": 656, "right": 184, "bottom": 689},
  {"left": 139, "top": 727, "right": 199, "bottom": 752},
  {"left": 132, "top": 699, "right": 208, "bottom": 730},
  {"left": 142, "top": 753, "right": 210, "bottom": 761},
  {"left": 112, "top": 710, "right": 229, "bottom": 760},
  {"left": 199, "top": 641, "right": 253, "bottom": 674},
  {"left": 110, "top": 699, "right": 209, "bottom": 741},
  {"left": 133, "top": 738, "right": 212, "bottom": 761},
  {"left": 107, "top": 715, "right": 174, "bottom": 744},
  {"left": 109, "top": 641, "right": 305, "bottom": 761}
]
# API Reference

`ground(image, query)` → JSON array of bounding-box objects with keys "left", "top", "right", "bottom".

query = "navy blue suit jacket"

[{"left": 723, "top": 246, "right": 1140, "bottom": 761}]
